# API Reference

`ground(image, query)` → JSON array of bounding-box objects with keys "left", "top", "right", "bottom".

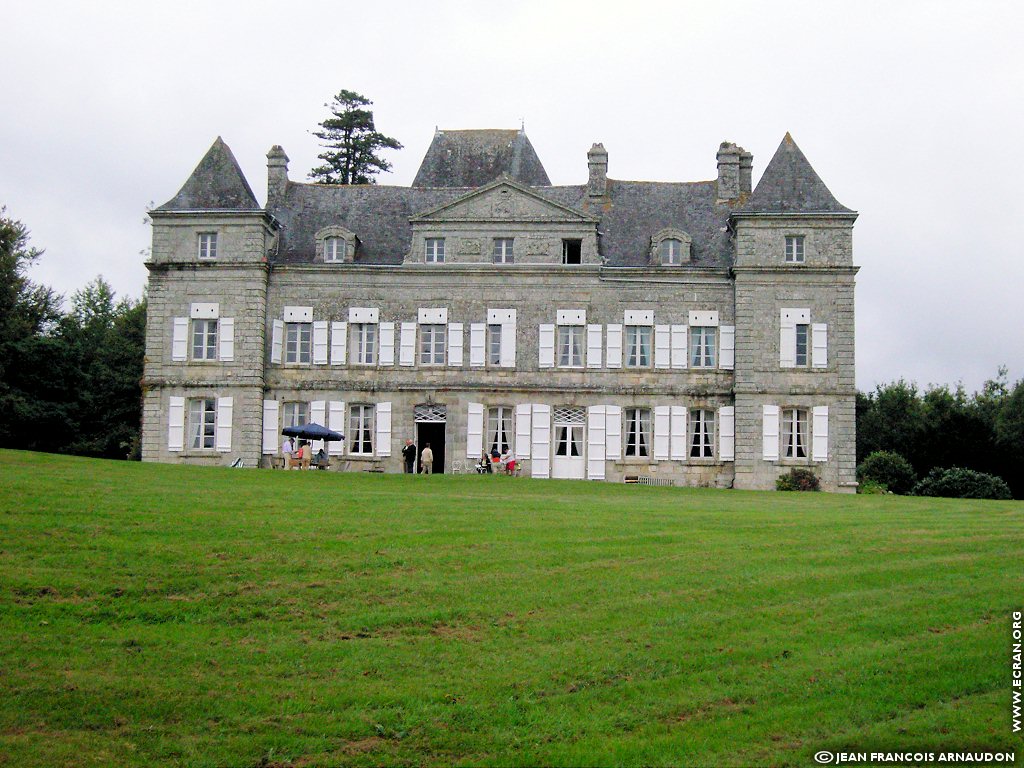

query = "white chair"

[{"left": 451, "top": 460, "right": 465, "bottom": 474}]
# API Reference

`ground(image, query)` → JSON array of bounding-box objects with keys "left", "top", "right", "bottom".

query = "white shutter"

[
  {"left": 262, "top": 399, "right": 279, "bottom": 455},
  {"left": 515, "top": 403, "right": 532, "bottom": 458},
  {"left": 606, "top": 324, "right": 623, "bottom": 368},
  {"left": 671, "top": 325, "right": 688, "bottom": 369},
  {"left": 168, "top": 396, "right": 185, "bottom": 452},
  {"left": 719, "top": 325, "right": 735, "bottom": 370},
  {"left": 500, "top": 319, "right": 516, "bottom": 368},
  {"left": 379, "top": 322, "right": 395, "bottom": 366},
  {"left": 448, "top": 323, "right": 464, "bottom": 366},
  {"left": 654, "top": 325, "right": 671, "bottom": 369},
  {"left": 328, "top": 401, "right": 346, "bottom": 455},
  {"left": 375, "top": 402, "right": 392, "bottom": 457},
  {"left": 780, "top": 308, "right": 808, "bottom": 368},
  {"left": 215, "top": 396, "right": 233, "bottom": 453},
  {"left": 586, "top": 325, "right": 603, "bottom": 369},
  {"left": 812, "top": 323, "right": 828, "bottom": 368},
  {"left": 467, "top": 402, "right": 484, "bottom": 459},
  {"left": 330, "top": 321, "right": 348, "bottom": 365},
  {"left": 763, "top": 404, "right": 780, "bottom": 461},
  {"left": 605, "top": 405, "right": 622, "bottom": 460},
  {"left": 813, "top": 405, "right": 829, "bottom": 461},
  {"left": 399, "top": 322, "right": 416, "bottom": 366},
  {"left": 531, "top": 404, "right": 551, "bottom": 478},
  {"left": 218, "top": 318, "right": 234, "bottom": 361},
  {"left": 539, "top": 324, "right": 555, "bottom": 368},
  {"left": 172, "top": 317, "right": 188, "bottom": 361},
  {"left": 310, "top": 400, "right": 326, "bottom": 452},
  {"left": 670, "top": 406, "right": 687, "bottom": 460},
  {"left": 587, "top": 406, "right": 607, "bottom": 480},
  {"left": 719, "top": 406, "right": 735, "bottom": 461},
  {"left": 653, "top": 406, "right": 671, "bottom": 460},
  {"left": 271, "top": 319, "right": 284, "bottom": 364},
  {"left": 470, "top": 323, "right": 486, "bottom": 367},
  {"left": 312, "top": 321, "right": 329, "bottom": 364}
]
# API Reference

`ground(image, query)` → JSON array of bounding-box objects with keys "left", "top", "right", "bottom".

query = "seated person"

[
  {"left": 476, "top": 453, "right": 492, "bottom": 473},
  {"left": 315, "top": 447, "right": 327, "bottom": 467},
  {"left": 490, "top": 447, "right": 501, "bottom": 467}
]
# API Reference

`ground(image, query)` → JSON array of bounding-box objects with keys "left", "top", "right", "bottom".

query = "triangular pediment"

[{"left": 410, "top": 177, "right": 596, "bottom": 223}]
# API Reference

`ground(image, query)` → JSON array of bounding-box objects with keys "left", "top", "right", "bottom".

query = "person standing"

[
  {"left": 281, "top": 436, "right": 295, "bottom": 467},
  {"left": 402, "top": 438, "right": 417, "bottom": 474},
  {"left": 420, "top": 443, "right": 434, "bottom": 475}
]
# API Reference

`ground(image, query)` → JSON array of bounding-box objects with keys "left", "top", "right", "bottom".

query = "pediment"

[{"left": 410, "top": 178, "right": 596, "bottom": 224}]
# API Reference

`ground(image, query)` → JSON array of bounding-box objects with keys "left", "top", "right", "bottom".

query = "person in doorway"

[
  {"left": 402, "top": 438, "right": 417, "bottom": 474},
  {"left": 420, "top": 443, "right": 434, "bottom": 475}
]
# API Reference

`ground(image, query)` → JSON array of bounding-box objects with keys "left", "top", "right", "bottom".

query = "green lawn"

[{"left": 0, "top": 449, "right": 1021, "bottom": 767}]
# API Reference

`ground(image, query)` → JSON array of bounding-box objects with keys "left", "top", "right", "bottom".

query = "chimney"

[
  {"left": 588, "top": 142, "right": 608, "bottom": 197},
  {"left": 716, "top": 142, "right": 742, "bottom": 202},
  {"left": 267, "top": 145, "right": 290, "bottom": 203},
  {"left": 739, "top": 149, "right": 753, "bottom": 195}
]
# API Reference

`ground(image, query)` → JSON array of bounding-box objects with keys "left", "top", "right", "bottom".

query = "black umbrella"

[{"left": 281, "top": 422, "right": 344, "bottom": 442}]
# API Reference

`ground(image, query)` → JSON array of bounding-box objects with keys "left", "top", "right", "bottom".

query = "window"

[
  {"left": 493, "top": 238, "right": 514, "bottom": 264},
  {"left": 282, "top": 401, "right": 308, "bottom": 429},
  {"left": 659, "top": 238, "right": 683, "bottom": 265},
  {"left": 782, "top": 408, "right": 808, "bottom": 458},
  {"left": 562, "top": 239, "right": 582, "bottom": 265},
  {"left": 785, "top": 235, "right": 805, "bottom": 263},
  {"left": 324, "top": 236, "right": 343, "bottom": 263},
  {"left": 557, "top": 325, "right": 584, "bottom": 367},
  {"left": 690, "top": 326, "right": 717, "bottom": 368},
  {"left": 425, "top": 238, "right": 445, "bottom": 263},
  {"left": 487, "top": 407, "right": 512, "bottom": 454},
  {"left": 795, "top": 323, "right": 809, "bottom": 367},
  {"left": 188, "top": 398, "right": 216, "bottom": 449},
  {"left": 197, "top": 233, "right": 217, "bottom": 260},
  {"left": 625, "top": 325, "right": 652, "bottom": 367},
  {"left": 419, "top": 324, "right": 446, "bottom": 365},
  {"left": 285, "top": 322, "right": 312, "bottom": 364},
  {"left": 625, "top": 408, "right": 651, "bottom": 457},
  {"left": 349, "top": 405, "right": 374, "bottom": 455},
  {"left": 689, "top": 409, "right": 715, "bottom": 458},
  {"left": 487, "top": 324, "right": 502, "bottom": 366},
  {"left": 191, "top": 319, "right": 218, "bottom": 360},
  {"left": 352, "top": 323, "right": 377, "bottom": 365}
]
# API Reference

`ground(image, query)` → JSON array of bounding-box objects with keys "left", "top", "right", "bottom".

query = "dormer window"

[
  {"left": 316, "top": 225, "right": 358, "bottom": 263},
  {"left": 651, "top": 228, "right": 692, "bottom": 265},
  {"left": 425, "top": 238, "right": 445, "bottom": 263},
  {"left": 493, "top": 238, "right": 514, "bottom": 264},
  {"left": 785, "top": 235, "right": 805, "bottom": 263},
  {"left": 324, "top": 237, "right": 343, "bottom": 262},
  {"left": 561, "top": 239, "right": 582, "bottom": 265},
  {"left": 197, "top": 232, "right": 218, "bottom": 260}
]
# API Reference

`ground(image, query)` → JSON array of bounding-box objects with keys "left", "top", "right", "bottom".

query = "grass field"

[{"left": 1, "top": 449, "right": 1021, "bottom": 767}]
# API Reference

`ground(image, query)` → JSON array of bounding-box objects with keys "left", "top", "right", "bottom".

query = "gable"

[{"left": 410, "top": 179, "right": 597, "bottom": 224}]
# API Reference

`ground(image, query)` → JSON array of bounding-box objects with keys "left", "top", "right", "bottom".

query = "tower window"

[{"left": 562, "top": 239, "right": 582, "bottom": 265}]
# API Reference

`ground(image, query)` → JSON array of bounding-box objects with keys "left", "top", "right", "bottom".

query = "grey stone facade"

[{"left": 142, "top": 128, "right": 859, "bottom": 491}]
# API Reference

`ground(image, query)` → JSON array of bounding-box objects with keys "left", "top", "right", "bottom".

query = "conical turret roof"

[
  {"left": 736, "top": 133, "right": 852, "bottom": 214},
  {"left": 156, "top": 137, "right": 260, "bottom": 211}
]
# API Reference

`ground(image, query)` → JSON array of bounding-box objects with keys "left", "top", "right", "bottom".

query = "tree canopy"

[{"left": 308, "top": 90, "right": 403, "bottom": 185}]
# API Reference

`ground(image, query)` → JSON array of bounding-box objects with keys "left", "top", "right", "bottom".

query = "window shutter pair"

[
  {"left": 167, "top": 396, "right": 231, "bottom": 452},
  {"left": 761, "top": 404, "right": 828, "bottom": 461},
  {"left": 171, "top": 317, "right": 233, "bottom": 361},
  {"left": 586, "top": 406, "right": 607, "bottom": 480}
]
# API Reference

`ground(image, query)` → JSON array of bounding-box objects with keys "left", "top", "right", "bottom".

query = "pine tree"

[{"left": 309, "top": 90, "right": 402, "bottom": 184}]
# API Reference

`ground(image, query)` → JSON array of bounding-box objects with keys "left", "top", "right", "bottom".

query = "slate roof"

[
  {"left": 156, "top": 137, "right": 260, "bottom": 212},
  {"left": 736, "top": 133, "right": 853, "bottom": 215},
  {"left": 412, "top": 129, "right": 551, "bottom": 188}
]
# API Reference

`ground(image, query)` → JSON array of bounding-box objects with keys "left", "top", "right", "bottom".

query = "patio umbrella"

[{"left": 281, "top": 422, "right": 344, "bottom": 442}]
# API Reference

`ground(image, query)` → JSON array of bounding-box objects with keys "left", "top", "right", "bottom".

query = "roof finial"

[{"left": 520, "top": 117, "right": 525, "bottom": 132}]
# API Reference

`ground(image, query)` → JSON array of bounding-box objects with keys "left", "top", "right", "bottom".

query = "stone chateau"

[{"left": 142, "top": 128, "right": 858, "bottom": 490}]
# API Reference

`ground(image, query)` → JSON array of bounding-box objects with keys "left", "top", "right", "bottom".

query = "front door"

[
  {"left": 551, "top": 407, "right": 586, "bottom": 479},
  {"left": 414, "top": 403, "right": 446, "bottom": 474}
]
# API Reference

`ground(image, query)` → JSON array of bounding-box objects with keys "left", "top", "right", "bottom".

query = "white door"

[{"left": 551, "top": 407, "right": 586, "bottom": 479}]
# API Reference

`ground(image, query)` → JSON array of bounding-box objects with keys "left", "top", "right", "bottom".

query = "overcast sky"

[{"left": 2, "top": 1, "right": 1022, "bottom": 392}]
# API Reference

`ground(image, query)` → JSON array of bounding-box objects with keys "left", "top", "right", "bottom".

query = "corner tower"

[{"left": 730, "top": 134, "right": 859, "bottom": 491}]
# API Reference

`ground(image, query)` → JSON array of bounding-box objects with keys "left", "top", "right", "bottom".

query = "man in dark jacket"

[{"left": 402, "top": 439, "right": 417, "bottom": 474}]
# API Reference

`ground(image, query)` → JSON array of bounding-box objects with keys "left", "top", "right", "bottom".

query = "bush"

[
  {"left": 857, "top": 479, "right": 889, "bottom": 494},
  {"left": 912, "top": 467, "right": 1012, "bottom": 500},
  {"left": 857, "top": 451, "right": 916, "bottom": 495},
  {"left": 776, "top": 468, "right": 821, "bottom": 492}
]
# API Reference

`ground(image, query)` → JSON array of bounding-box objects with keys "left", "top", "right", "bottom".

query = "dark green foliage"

[
  {"left": 309, "top": 90, "right": 403, "bottom": 185},
  {"left": 776, "top": 467, "right": 820, "bottom": 491},
  {"left": 912, "top": 467, "right": 1012, "bottom": 500},
  {"left": 856, "top": 450, "right": 916, "bottom": 495},
  {"left": 0, "top": 209, "right": 145, "bottom": 459}
]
